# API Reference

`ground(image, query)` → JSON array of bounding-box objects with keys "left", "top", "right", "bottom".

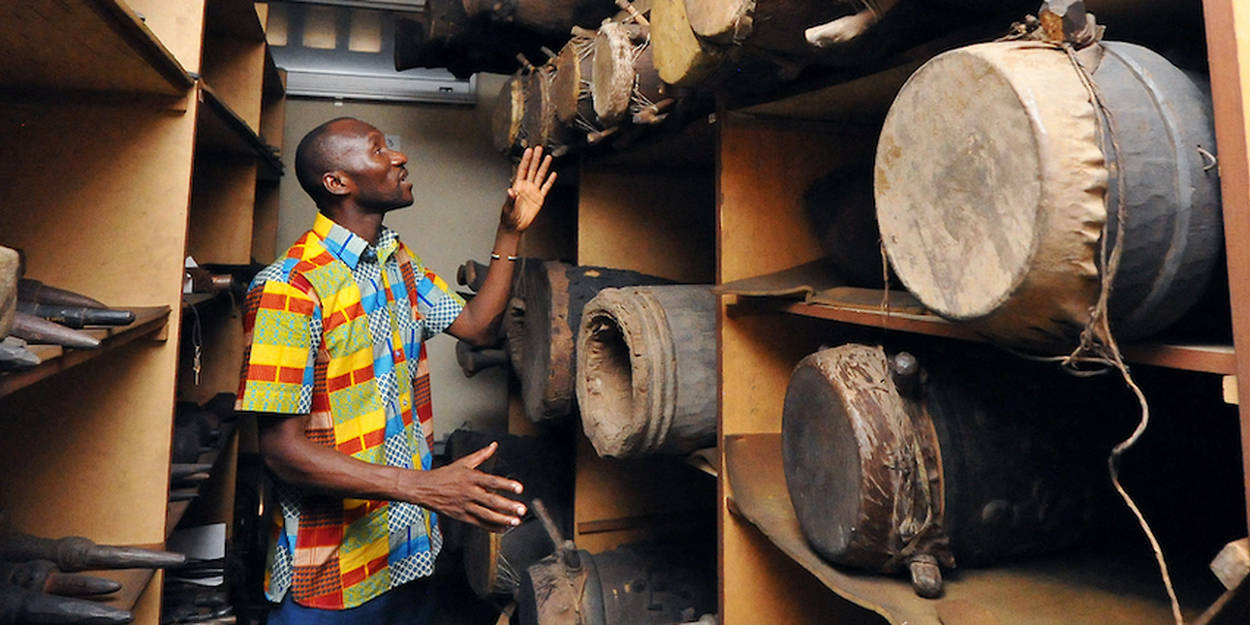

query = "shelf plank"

[
  {"left": 205, "top": 0, "right": 267, "bottom": 42},
  {"left": 166, "top": 422, "right": 240, "bottom": 537},
  {"left": 723, "top": 433, "right": 1200, "bottom": 625},
  {"left": 196, "top": 83, "right": 283, "bottom": 178},
  {"left": 92, "top": 566, "right": 158, "bottom": 613},
  {"left": 729, "top": 296, "right": 1238, "bottom": 375},
  {"left": 0, "top": 306, "right": 171, "bottom": 399},
  {"left": 0, "top": 0, "right": 192, "bottom": 95}
]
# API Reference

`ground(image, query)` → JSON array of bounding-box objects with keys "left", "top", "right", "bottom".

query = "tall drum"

[{"left": 875, "top": 41, "right": 1222, "bottom": 349}]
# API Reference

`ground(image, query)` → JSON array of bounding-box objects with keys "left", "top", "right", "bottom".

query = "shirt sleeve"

[
  {"left": 415, "top": 268, "right": 465, "bottom": 339},
  {"left": 236, "top": 278, "right": 319, "bottom": 415}
]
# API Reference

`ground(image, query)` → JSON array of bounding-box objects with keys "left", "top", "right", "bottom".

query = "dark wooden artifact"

[
  {"left": 576, "top": 285, "right": 716, "bottom": 458},
  {"left": 456, "top": 259, "right": 490, "bottom": 293},
  {"left": 781, "top": 343, "right": 1107, "bottom": 597},
  {"left": 519, "top": 58, "right": 575, "bottom": 156},
  {"left": 0, "top": 561, "right": 121, "bottom": 597},
  {"left": 455, "top": 340, "right": 509, "bottom": 377},
  {"left": 169, "top": 463, "right": 213, "bottom": 483},
  {"left": 10, "top": 313, "right": 100, "bottom": 350},
  {"left": 443, "top": 429, "right": 572, "bottom": 600},
  {"left": 392, "top": 0, "right": 559, "bottom": 80},
  {"left": 0, "top": 583, "right": 132, "bottom": 625},
  {"left": 0, "top": 531, "right": 187, "bottom": 571},
  {"left": 0, "top": 338, "right": 38, "bottom": 371},
  {"left": 15, "top": 303, "right": 134, "bottom": 329},
  {"left": 552, "top": 29, "right": 601, "bottom": 139},
  {"left": 875, "top": 39, "right": 1222, "bottom": 349},
  {"left": 461, "top": 0, "right": 618, "bottom": 36},
  {"left": 16, "top": 279, "right": 107, "bottom": 310},
  {"left": 516, "top": 502, "right": 714, "bottom": 625},
  {"left": 504, "top": 261, "right": 671, "bottom": 424},
  {"left": 803, "top": 167, "right": 889, "bottom": 289},
  {"left": 492, "top": 72, "right": 529, "bottom": 156}
]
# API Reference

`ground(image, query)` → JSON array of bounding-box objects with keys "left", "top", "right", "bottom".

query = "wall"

[{"left": 274, "top": 73, "right": 514, "bottom": 439}]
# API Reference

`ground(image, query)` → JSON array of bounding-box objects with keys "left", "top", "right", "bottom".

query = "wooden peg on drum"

[
  {"left": 632, "top": 97, "right": 675, "bottom": 125},
  {"left": 585, "top": 126, "right": 620, "bottom": 144},
  {"left": 539, "top": 46, "right": 558, "bottom": 60},
  {"left": 614, "top": 0, "right": 649, "bottom": 26},
  {"left": 515, "top": 53, "right": 537, "bottom": 72}
]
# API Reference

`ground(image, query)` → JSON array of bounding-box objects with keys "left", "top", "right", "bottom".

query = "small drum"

[
  {"left": 591, "top": 20, "right": 667, "bottom": 127},
  {"left": 491, "top": 72, "right": 526, "bottom": 155},
  {"left": 519, "top": 62, "right": 574, "bottom": 155},
  {"left": 552, "top": 32, "right": 602, "bottom": 136}
]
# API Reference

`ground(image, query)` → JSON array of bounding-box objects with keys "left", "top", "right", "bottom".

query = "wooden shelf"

[
  {"left": 723, "top": 433, "right": 1209, "bottom": 625},
  {"left": 166, "top": 421, "right": 239, "bottom": 537},
  {"left": 0, "top": 306, "right": 171, "bottom": 399},
  {"left": 727, "top": 296, "right": 1238, "bottom": 375},
  {"left": 0, "top": 0, "right": 193, "bottom": 96},
  {"left": 205, "top": 0, "right": 266, "bottom": 42},
  {"left": 94, "top": 567, "right": 159, "bottom": 613},
  {"left": 196, "top": 83, "right": 283, "bottom": 179}
]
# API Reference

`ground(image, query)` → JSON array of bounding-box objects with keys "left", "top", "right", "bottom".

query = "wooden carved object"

[
  {"left": 0, "top": 531, "right": 186, "bottom": 571},
  {"left": 15, "top": 303, "right": 133, "bottom": 329},
  {"left": 782, "top": 344, "right": 1109, "bottom": 597},
  {"left": 16, "top": 279, "right": 107, "bottom": 310},
  {"left": 0, "top": 583, "right": 132, "bottom": 625},
  {"left": 10, "top": 313, "right": 99, "bottom": 350},
  {"left": 0, "top": 560, "right": 121, "bottom": 597},
  {"left": 576, "top": 285, "right": 717, "bottom": 458},
  {"left": 876, "top": 40, "right": 1222, "bottom": 349}
]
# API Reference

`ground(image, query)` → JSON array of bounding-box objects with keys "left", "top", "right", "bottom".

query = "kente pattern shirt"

[{"left": 235, "top": 212, "right": 465, "bottom": 609}]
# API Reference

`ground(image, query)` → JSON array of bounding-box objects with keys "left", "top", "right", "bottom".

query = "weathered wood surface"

[
  {"left": 576, "top": 285, "right": 716, "bottom": 458},
  {"left": 0, "top": 247, "right": 17, "bottom": 338}
]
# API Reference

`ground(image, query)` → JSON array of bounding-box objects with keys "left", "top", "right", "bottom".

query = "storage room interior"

[{"left": 0, "top": 1, "right": 1248, "bottom": 625}]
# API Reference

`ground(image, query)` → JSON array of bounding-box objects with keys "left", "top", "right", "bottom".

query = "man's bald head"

[{"left": 295, "top": 117, "right": 368, "bottom": 207}]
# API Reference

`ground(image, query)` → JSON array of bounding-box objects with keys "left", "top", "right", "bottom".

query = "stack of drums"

[{"left": 875, "top": 40, "right": 1222, "bottom": 349}]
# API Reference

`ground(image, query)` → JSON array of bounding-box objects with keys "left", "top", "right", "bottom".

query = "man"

[{"left": 235, "top": 117, "right": 556, "bottom": 624}]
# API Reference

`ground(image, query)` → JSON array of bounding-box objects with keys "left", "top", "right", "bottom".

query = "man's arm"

[
  {"left": 448, "top": 146, "right": 556, "bottom": 346},
  {"left": 252, "top": 411, "right": 528, "bottom": 531}
]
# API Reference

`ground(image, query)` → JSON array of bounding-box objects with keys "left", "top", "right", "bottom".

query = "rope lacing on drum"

[{"left": 628, "top": 35, "right": 656, "bottom": 116}]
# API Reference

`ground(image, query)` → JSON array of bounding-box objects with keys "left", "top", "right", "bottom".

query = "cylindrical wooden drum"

[
  {"left": 591, "top": 21, "right": 665, "bottom": 127},
  {"left": 649, "top": 0, "right": 726, "bottom": 87},
  {"left": 492, "top": 72, "right": 527, "bottom": 155},
  {"left": 504, "top": 262, "right": 671, "bottom": 424},
  {"left": 683, "top": 0, "right": 852, "bottom": 58},
  {"left": 444, "top": 428, "right": 573, "bottom": 600},
  {"left": 552, "top": 32, "right": 601, "bottom": 136},
  {"left": 782, "top": 344, "right": 1107, "bottom": 596},
  {"left": 520, "top": 63, "right": 573, "bottom": 155},
  {"left": 875, "top": 41, "right": 1222, "bottom": 348},
  {"left": 517, "top": 542, "right": 715, "bottom": 625},
  {"left": 576, "top": 285, "right": 716, "bottom": 458}
]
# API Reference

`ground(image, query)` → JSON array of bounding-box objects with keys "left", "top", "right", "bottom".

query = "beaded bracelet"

[{"left": 490, "top": 252, "right": 519, "bottom": 261}]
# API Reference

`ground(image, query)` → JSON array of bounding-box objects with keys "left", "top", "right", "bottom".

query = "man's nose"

[{"left": 391, "top": 150, "right": 408, "bottom": 165}]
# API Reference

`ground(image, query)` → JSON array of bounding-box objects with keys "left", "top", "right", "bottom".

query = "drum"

[
  {"left": 591, "top": 20, "right": 669, "bottom": 127},
  {"left": 520, "top": 62, "right": 575, "bottom": 156},
  {"left": 491, "top": 72, "right": 527, "bottom": 156},
  {"left": 552, "top": 31, "right": 603, "bottom": 138}
]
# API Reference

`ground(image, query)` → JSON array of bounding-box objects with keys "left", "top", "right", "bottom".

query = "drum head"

[
  {"left": 491, "top": 74, "right": 525, "bottom": 155},
  {"left": 591, "top": 22, "right": 638, "bottom": 125},
  {"left": 553, "top": 38, "right": 592, "bottom": 123}
]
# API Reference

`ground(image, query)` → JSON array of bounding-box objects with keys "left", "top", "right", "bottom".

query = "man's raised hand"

[{"left": 502, "top": 146, "right": 557, "bottom": 233}]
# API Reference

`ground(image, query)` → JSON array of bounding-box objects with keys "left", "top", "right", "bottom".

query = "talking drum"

[
  {"left": 591, "top": 20, "right": 668, "bottom": 127},
  {"left": 875, "top": 41, "right": 1222, "bottom": 349},
  {"left": 781, "top": 344, "right": 1105, "bottom": 597},
  {"left": 492, "top": 73, "right": 527, "bottom": 155},
  {"left": 553, "top": 30, "right": 600, "bottom": 133}
]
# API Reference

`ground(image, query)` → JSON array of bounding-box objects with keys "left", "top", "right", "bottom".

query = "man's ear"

[{"left": 322, "top": 170, "right": 352, "bottom": 197}]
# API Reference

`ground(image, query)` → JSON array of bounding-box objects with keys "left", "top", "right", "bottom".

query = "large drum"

[
  {"left": 520, "top": 62, "right": 575, "bottom": 156},
  {"left": 576, "top": 285, "right": 717, "bottom": 458},
  {"left": 782, "top": 344, "right": 1111, "bottom": 597},
  {"left": 552, "top": 30, "right": 603, "bottom": 139},
  {"left": 875, "top": 41, "right": 1222, "bottom": 349}
]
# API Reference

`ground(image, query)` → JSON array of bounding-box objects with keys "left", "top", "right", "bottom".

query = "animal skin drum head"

[
  {"left": 553, "top": 38, "right": 592, "bottom": 123},
  {"left": 491, "top": 75, "right": 525, "bottom": 154},
  {"left": 592, "top": 21, "right": 637, "bottom": 125}
]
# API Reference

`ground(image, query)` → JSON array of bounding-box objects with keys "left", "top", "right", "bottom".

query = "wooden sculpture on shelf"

[
  {"left": 9, "top": 313, "right": 99, "bottom": 350},
  {"left": 16, "top": 279, "right": 107, "bottom": 310},
  {"left": 0, "top": 560, "right": 121, "bottom": 597},
  {"left": 0, "top": 530, "right": 186, "bottom": 571},
  {"left": 575, "top": 285, "right": 717, "bottom": 458},
  {"left": 0, "top": 583, "right": 133, "bottom": 625},
  {"left": 15, "top": 303, "right": 133, "bottom": 329}
]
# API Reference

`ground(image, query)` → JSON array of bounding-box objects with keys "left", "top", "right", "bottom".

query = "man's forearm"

[
  {"left": 253, "top": 411, "right": 411, "bottom": 502},
  {"left": 452, "top": 225, "right": 520, "bottom": 345}
]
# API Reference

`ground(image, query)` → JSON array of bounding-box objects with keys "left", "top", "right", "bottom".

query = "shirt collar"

[{"left": 312, "top": 212, "right": 401, "bottom": 269}]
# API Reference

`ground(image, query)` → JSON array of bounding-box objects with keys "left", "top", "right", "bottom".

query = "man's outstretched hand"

[
  {"left": 403, "top": 441, "right": 528, "bottom": 532},
  {"left": 501, "top": 146, "right": 556, "bottom": 233}
]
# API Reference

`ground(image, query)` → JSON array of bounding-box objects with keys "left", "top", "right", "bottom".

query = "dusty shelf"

[
  {"left": 0, "top": 0, "right": 192, "bottom": 96},
  {"left": 1, "top": 306, "right": 171, "bottom": 399},
  {"left": 723, "top": 432, "right": 1212, "bottom": 625}
]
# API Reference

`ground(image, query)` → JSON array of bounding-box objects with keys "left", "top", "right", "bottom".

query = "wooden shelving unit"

[
  {"left": 0, "top": 3, "right": 284, "bottom": 624},
  {"left": 708, "top": 1, "right": 1250, "bottom": 622}
]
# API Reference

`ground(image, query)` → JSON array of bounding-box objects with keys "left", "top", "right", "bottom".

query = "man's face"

[{"left": 329, "top": 120, "right": 413, "bottom": 212}]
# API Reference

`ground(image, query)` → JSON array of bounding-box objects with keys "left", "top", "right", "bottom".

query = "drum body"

[
  {"left": 591, "top": 22, "right": 665, "bottom": 127},
  {"left": 576, "top": 285, "right": 717, "bottom": 458},
  {"left": 875, "top": 41, "right": 1222, "bottom": 348},
  {"left": 553, "top": 34, "right": 599, "bottom": 132},
  {"left": 520, "top": 64, "right": 574, "bottom": 155},
  {"left": 492, "top": 73, "right": 527, "bottom": 155},
  {"left": 781, "top": 344, "right": 1106, "bottom": 594}
]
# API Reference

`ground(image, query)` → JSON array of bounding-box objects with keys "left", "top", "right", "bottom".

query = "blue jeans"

[{"left": 266, "top": 578, "right": 436, "bottom": 625}]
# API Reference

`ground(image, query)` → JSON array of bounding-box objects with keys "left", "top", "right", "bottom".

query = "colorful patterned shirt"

[{"left": 236, "top": 212, "right": 465, "bottom": 609}]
